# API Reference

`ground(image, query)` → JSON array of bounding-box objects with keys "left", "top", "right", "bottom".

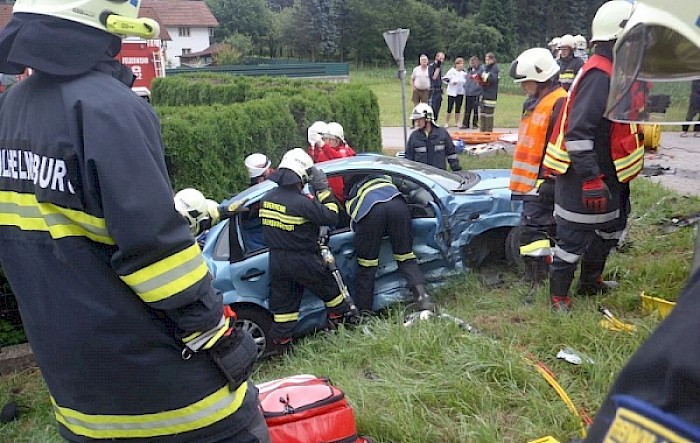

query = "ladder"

[{"left": 152, "top": 49, "right": 165, "bottom": 78}]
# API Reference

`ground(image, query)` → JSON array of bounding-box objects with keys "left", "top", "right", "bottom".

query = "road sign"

[{"left": 383, "top": 28, "right": 410, "bottom": 62}]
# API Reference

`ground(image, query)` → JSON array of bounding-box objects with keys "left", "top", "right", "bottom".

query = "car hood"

[{"left": 462, "top": 169, "right": 511, "bottom": 193}]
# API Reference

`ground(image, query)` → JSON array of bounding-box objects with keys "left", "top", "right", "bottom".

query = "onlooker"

[
  {"left": 557, "top": 34, "right": 585, "bottom": 91},
  {"left": 428, "top": 51, "right": 446, "bottom": 121},
  {"left": 318, "top": 122, "right": 357, "bottom": 203},
  {"left": 480, "top": 52, "right": 500, "bottom": 132},
  {"left": 411, "top": 54, "right": 431, "bottom": 106},
  {"left": 405, "top": 103, "right": 461, "bottom": 171},
  {"left": 442, "top": 57, "right": 467, "bottom": 128},
  {"left": 461, "top": 56, "right": 484, "bottom": 129},
  {"left": 681, "top": 80, "right": 700, "bottom": 137},
  {"left": 0, "top": 1, "right": 269, "bottom": 442}
]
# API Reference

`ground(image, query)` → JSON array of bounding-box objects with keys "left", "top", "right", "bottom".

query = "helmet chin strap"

[{"left": 103, "top": 13, "right": 160, "bottom": 39}]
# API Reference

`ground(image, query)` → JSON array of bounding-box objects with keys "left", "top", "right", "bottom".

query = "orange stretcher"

[{"left": 451, "top": 131, "right": 505, "bottom": 144}]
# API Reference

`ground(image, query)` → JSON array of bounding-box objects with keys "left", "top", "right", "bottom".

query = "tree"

[
  {"left": 476, "top": 0, "right": 516, "bottom": 58},
  {"left": 206, "top": 0, "right": 272, "bottom": 54}
]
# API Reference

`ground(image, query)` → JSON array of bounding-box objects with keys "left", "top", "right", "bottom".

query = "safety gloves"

[
  {"left": 308, "top": 166, "right": 330, "bottom": 193},
  {"left": 215, "top": 198, "right": 250, "bottom": 222},
  {"left": 581, "top": 175, "right": 610, "bottom": 213},
  {"left": 537, "top": 179, "right": 555, "bottom": 205}
]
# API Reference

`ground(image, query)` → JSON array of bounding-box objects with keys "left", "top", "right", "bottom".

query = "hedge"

[{"left": 154, "top": 74, "right": 381, "bottom": 201}]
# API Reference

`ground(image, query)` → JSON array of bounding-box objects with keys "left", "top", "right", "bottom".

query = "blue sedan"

[{"left": 201, "top": 154, "right": 522, "bottom": 356}]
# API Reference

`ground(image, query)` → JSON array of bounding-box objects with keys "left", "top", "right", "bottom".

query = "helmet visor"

[{"left": 607, "top": 23, "right": 700, "bottom": 125}]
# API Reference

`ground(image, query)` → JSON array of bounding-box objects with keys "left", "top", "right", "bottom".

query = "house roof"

[
  {"left": 137, "top": 5, "right": 172, "bottom": 41},
  {"left": 141, "top": 1, "right": 219, "bottom": 28},
  {"left": 181, "top": 43, "right": 224, "bottom": 58}
]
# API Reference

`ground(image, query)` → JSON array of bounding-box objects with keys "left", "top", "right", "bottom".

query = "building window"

[
  {"left": 209, "top": 28, "right": 214, "bottom": 37},
  {"left": 178, "top": 27, "right": 190, "bottom": 37},
  {"left": 182, "top": 48, "right": 192, "bottom": 55}
]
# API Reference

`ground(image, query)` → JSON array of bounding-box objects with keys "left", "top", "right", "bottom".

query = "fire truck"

[{"left": 116, "top": 39, "right": 165, "bottom": 101}]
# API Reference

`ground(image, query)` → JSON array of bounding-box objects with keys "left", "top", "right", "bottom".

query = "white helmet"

[
  {"left": 278, "top": 148, "right": 313, "bottom": 183},
  {"left": 323, "top": 122, "right": 345, "bottom": 142},
  {"left": 590, "top": 0, "right": 634, "bottom": 43},
  {"left": 548, "top": 37, "right": 561, "bottom": 48},
  {"left": 573, "top": 34, "right": 588, "bottom": 50},
  {"left": 174, "top": 188, "right": 209, "bottom": 236},
  {"left": 510, "top": 48, "right": 560, "bottom": 83},
  {"left": 558, "top": 34, "right": 576, "bottom": 50},
  {"left": 244, "top": 153, "right": 271, "bottom": 179},
  {"left": 411, "top": 103, "right": 435, "bottom": 122},
  {"left": 13, "top": 0, "right": 160, "bottom": 39},
  {"left": 607, "top": 0, "right": 700, "bottom": 125},
  {"left": 307, "top": 121, "right": 327, "bottom": 146}
]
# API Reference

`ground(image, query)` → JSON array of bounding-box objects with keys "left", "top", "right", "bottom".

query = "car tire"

[
  {"left": 505, "top": 226, "right": 525, "bottom": 274},
  {"left": 233, "top": 305, "right": 272, "bottom": 359}
]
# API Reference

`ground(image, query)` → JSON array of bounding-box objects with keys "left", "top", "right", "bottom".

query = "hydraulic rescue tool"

[{"left": 318, "top": 226, "right": 359, "bottom": 318}]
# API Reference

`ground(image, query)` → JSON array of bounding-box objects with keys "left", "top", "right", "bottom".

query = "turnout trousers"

[
  {"left": 353, "top": 197, "right": 426, "bottom": 311},
  {"left": 269, "top": 249, "right": 350, "bottom": 340}
]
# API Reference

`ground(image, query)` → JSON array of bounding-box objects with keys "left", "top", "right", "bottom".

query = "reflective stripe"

[
  {"left": 414, "top": 146, "right": 427, "bottom": 152},
  {"left": 346, "top": 178, "right": 395, "bottom": 221},
  {"left": 52, "top": 382, "right": 248, "bottom": 439},
  {"left": 358, "top": 257, "right": 379, "bottom": 267},
  {"left": 566, "top": 139, "right": 594, "bottom": 152},
  {"left": 181, "top": 315, "right": 230, "bottom": 351},
  {"left": 120, "top": 243, "right": 209, "bottom": 304},
  {"left": 512, "top": 160, "right": 540, "bottom": 174},
  {"left": 519, "top": 239, "right": 552, "bottom": 257},
  {"left": 554, "top": 204, "right": 620, "bottom": 224},
  {"left": 393, "top": 252, "right": 416, "bottom": 262},
  {"left": 258, "top": 208, "right": 306, "bottom": 225},
  {"left": 324, "top": 293, "right": 345, "bottom": 308},
  {"left": 596, "top": 229, "right": 624, "bottom": 240},
  {"left": 446, "top": 154, "right": 458, "bottom": 160},
  {"left": 324, "top": 202, "right": 339, "bottom": 214},
  {"left": 614, "top": 145, "right": 644, "bottom": 182},
  {"left": 482, "top": 99, "right": 497, "bottom": 107},
  {"left": 317, "top": 189, "right": 332, "bottom": 201},
  {"left": 553, "top": 245, "right": 580, "bottom": 264},
  {"left": 0, "top": 190, "right": 113, "bottom": 244},
  {"left": 434, "top": 144, "right": 445, "bottom": 152},
  {"left": 274, "top": 312, "right": 299, "bottom": 323}
]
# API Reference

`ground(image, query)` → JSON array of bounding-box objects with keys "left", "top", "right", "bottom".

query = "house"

[
  {"left": 141, "top": 0, "right": 219, "bottom": 68},
  {"left": 179, "top": 43, "right": 226, "bottom": 68}
]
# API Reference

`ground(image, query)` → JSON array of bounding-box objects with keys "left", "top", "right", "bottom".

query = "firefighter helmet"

[
  {"left": 244, "top": 153, "right": 271, "bottom": 179},
  {"left": 590, "top": 0, "right": 634, "bottom": 43},
  {"left": 13, "top": 0, "right": 160, "bottom": 39},
  {"left": 411, "top": 103, "right": 435, "bottom": 122},
  {"left": 174, "top": 188, "right": 209, "bottom": 236},
  {"left": 607, "top": 0, "right": 700, "bottom": 125},
  {"left": 548, "top": 37, "right": 561, "bottom": 48},
  {"left": 307, "top": 121, "right": 327, "bottom": 146},
  {"left": 510, "top": 48, "right": 560, "bottom": 83},
  {"left": 278, "top": 148, "right": 314, "bottom": 183},
  {"left": 573, "top": 34, "right": 588, "bottom": 50},
  {"left": 558, "top": 34, "right": 576, "bottom": 50},
  {"left": 323, "top": 122, "right": 345, "bottom": 142}
]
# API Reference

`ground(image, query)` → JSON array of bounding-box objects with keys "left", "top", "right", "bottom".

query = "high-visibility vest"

[
  {"left": 543, "top": 55, "right": 644, "bottom": 183},
  {"left": 509, "top": 87, "right": 567, "bottom": 194}
]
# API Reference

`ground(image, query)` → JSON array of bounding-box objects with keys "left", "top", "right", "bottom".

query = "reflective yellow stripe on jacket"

[
  {"left": 52, "top": 382, "right": 248, "bottom": 439},
  {"left": 120, "top": 243, "right": 209, "bottom": 304},
  {"left": 0, "top": 190, "right": 114, "bottom": 244}
]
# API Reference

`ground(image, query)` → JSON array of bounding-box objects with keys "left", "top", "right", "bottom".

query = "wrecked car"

[{"left": 201, "top": 154, "right": 522, "bottom": 356}]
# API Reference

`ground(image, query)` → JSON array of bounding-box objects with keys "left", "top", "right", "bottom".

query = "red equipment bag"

[{"left": 257, "top": 375, "right": 373, "bottom": 443}]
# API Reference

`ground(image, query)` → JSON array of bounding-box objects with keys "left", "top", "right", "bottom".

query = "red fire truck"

[{"left": 116, "top": 39, "right": 165, "bottom": 101}]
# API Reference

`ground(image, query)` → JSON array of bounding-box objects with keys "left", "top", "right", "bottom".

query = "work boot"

[
  {"left": 267, "top": 337, "right": 292, "bottom": 357},
  {"left": 522, "top": 257, "right": 549, "bottom": 305},
  {"left": 577, "top": 277, "right": 619, "bottom": 296},
  {"left": 408, "top": 284, "right": 436, "bottom": 312},
  {"left": 550, "top": 295, "right": 572, "bottom": 313}
]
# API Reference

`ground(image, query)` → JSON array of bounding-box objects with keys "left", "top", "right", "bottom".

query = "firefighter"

[
  {"left": 480, "top": 52, "right": 500, "bottom": 132},
  {"left": 557, "top": 34, "right": 585, "bottom": 91},
  {"left": 0, "top": 1, "right": 270, "bottom": 442},
  {"left": 573, "top": 34, "right": 589, "bottom": 61},
  {"left": 508, "top": 48, "right": 568, "bottom": 304},
  {"left": 548, "top": 37, "right": 561, "bottom": 60},
  {"left": 584, "top": 2, "right": 700, "bottom": 440},
  {"left": 261, "top": 148, "right": 358, "bottom": 354},
  {"left": 405, "top": 103, "right": 462, "bottom": 171},
  {"left": 344, "top": 174, "right": 434, "bottom": 313},
  {"left": 245, "top": 152, "right": 273, "bottom": 186},
  {"left": 542, "top": 0, "right": 643, "bottom": 312}
]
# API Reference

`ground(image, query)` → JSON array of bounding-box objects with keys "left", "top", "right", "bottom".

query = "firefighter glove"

[
  {"left": 538, "top": 179, "right": 555, "bottom": 205},
  {"left": 308, "top": 166, "right": 329, "bottom": 192},
  {"left": 218, "top": 198, "right": 250, "bottom": 220},
  {"left": 581, "top": 176, "right": 610, "bottom": 213},
  {"left": 208, "top": 327, "right": 258, "bottom": 387},
  {"left": 449, "top": 159, "right": 462, "bottom": 172}
]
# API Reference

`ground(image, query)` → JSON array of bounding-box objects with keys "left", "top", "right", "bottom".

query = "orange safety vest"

[
  {"left": 510, "top": 87, "right": 567, "bottom": 194},
  {"left": 543, "top": 55, "right": 644, "bottom": 183}
]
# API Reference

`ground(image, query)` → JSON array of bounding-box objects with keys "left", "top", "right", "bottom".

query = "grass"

[
  {"left": 2, "top": 71, "right": 699, "bottom": 442},
  {"left": 350, "top": 67, "right": 689, "bottom": 131}
]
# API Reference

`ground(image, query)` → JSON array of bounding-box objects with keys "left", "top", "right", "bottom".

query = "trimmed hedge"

[{"left": 154, "top": 74, "right": 381, "bottom": 201}]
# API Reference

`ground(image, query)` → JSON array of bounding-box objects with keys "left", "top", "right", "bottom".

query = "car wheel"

[
  {"left": 233, "top": 305, "right": 272, "bottom": 358},
  {"left": 505, "top": 226, "right": 525, "bottom": 274}
]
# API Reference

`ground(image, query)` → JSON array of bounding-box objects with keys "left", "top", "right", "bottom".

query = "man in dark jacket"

[
  {"left": 480, "top": 52, "right": 500, "bottom": 132},
  {"left": 0, "top": 1, "right": 269, "bottom": 442},
  {"left": 261, "top": 148, "right": 358, "bottom": 354},
  {"left": 405, "top": 103, "right": 462, "bottom": 171},
  {"left": 461, "top": 56, "right": 484, "bottom": 129},
  {"left": 557, "top": 34, "right": 585, "bottom": 91},
  {"left": 428, "top": 51, "right": 446, "bottom": 121}
]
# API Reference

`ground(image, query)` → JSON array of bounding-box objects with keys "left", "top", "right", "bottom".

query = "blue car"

[{"left": 201, "top": 154, "right": 522, "bottom": 356}]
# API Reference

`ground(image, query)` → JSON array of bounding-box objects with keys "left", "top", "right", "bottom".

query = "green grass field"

[{"left": 1, "top": 70, "right": 697, "bottom": 443}]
